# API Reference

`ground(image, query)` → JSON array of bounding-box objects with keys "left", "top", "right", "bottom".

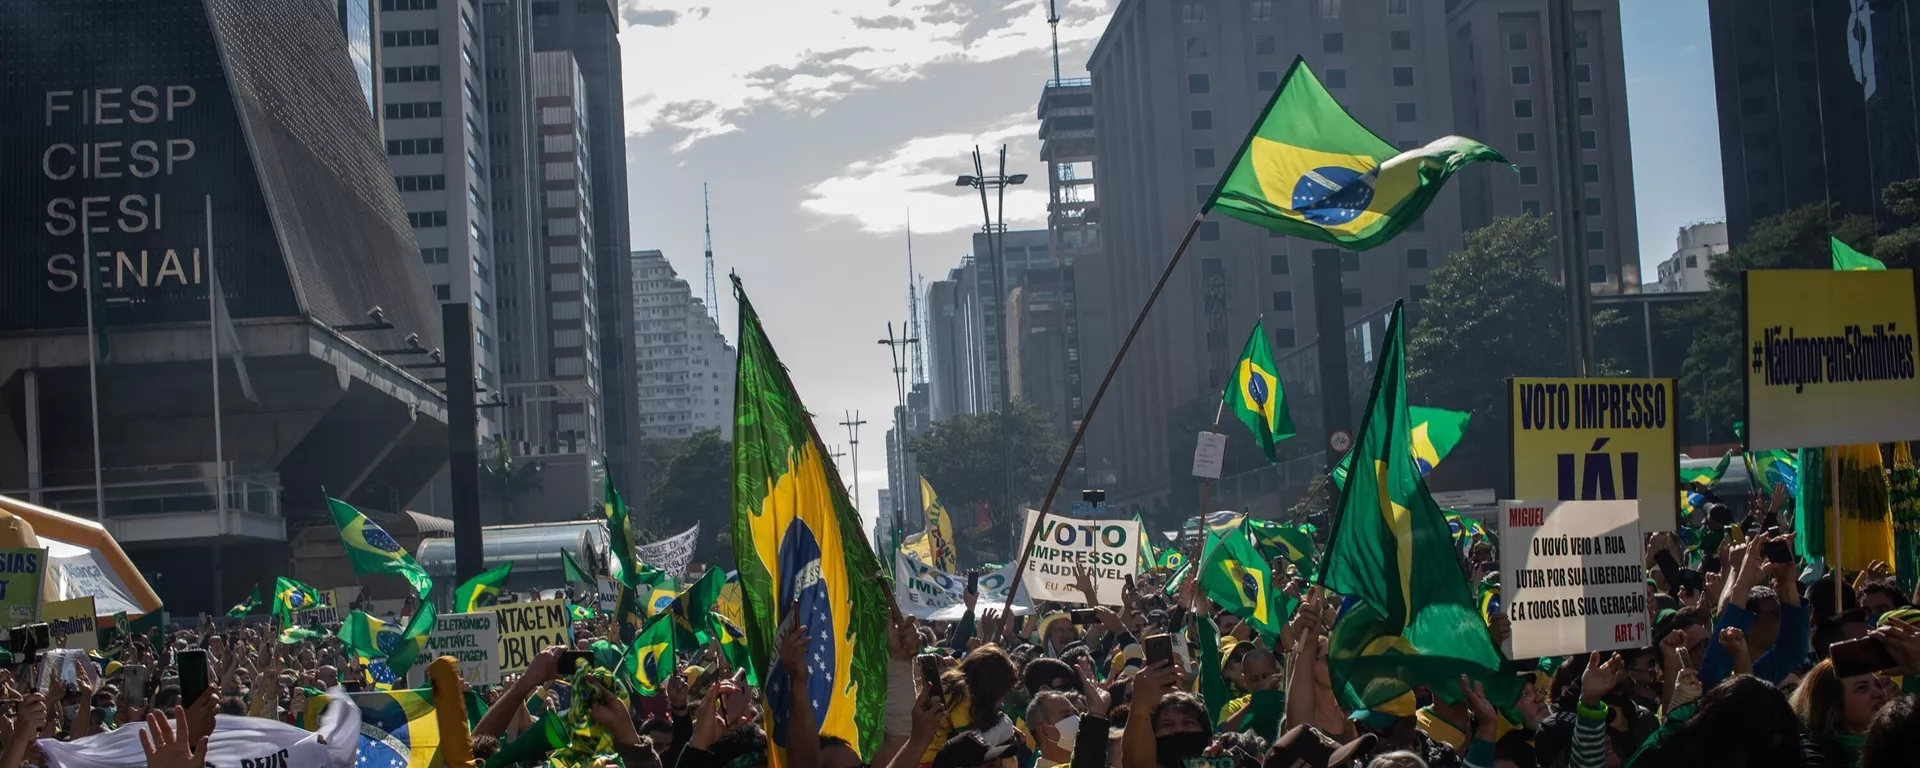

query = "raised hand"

[
  {"left": 1579, "top": 652, "right": 1625, "bottom": 708},
  {"left": 140, "top": 706, "right": 209, "bottom": 768}
]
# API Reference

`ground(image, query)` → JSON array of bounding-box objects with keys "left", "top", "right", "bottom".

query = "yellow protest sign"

[
  {"left": 1509, "top": 377, "right": 1678, "bottom": 531},
  {"left": 1743, "top": 269, "right": 1920, "bottom": 450},
  {"left": 44, "top": 596, "right": 97, "bottom": 651},
  {"left": 483, "top": 598, "right": 571, "bottom": 674}
]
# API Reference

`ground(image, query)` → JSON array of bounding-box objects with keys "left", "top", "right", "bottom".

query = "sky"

[{"left": 613, "top": 0, "right": 1724, "bottom": 533}]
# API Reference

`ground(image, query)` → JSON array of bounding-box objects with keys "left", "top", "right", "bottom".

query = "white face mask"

[{"left": 1052, "top": 714, "right": 1080, "bottom": 752}]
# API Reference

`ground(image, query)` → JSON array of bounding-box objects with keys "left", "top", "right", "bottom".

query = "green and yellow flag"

[
  {"left": 227, "top": 585, "right": 262, "bottom": 618},
  {"left": 384, "top": 598, "right": 437, "bottom": 674},
  {"left": 1224, "top": 319, "right": 1295, "bottom": 462},
  {"left": 1249, "top": 519, "right": 1317, "bottom": 581},
  {"left": 1206, "top": 57, "right": 1506, "bottom": 250},
  {"left": 1334, "top": 406, "right": 1471, "bottom": 486},
  {"left": 920, "top": 477, "right": 961, "bottom": 572},
  {"left": 666, "top": 568, "right": 726, "bottom": 646},
  {"left": 272, "top": 576, "right": 326, "bottom": 625},
  {"left": 1199, "top": 519, "right": 1289, "bottom": 641},
  {"left": 732, "top": 279, "right": 889, "bottom": 764},
  {"left": 452, "top": 563, "right": 512, "bottom": 614},
  {"left": 328, "top": 497, "right": 435, "bottom": 598},
  {"left": 560, "top": 549, "right": 593, "bottom": 586},
  {"left": 617, "top": 612, "right": 675, "bottom": 697},
  {"left": 1320, "top": 302, "right": 1508, "bottom": 709},
  {"left": 339, "top": 611, "right": 390, "bottom": 660},
  {"left": 605, "top": 482, "right": 641, "bottom": 587},
  {"left": 1832, "top": 236, "right": 1888, "bottom": 271}
]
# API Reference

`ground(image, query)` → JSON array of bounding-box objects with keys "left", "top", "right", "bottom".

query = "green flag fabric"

[
  {"left": 1332, "top": 406, "right": 1472, "bottom": 487},
  {"left": 278, "top": 626, "right": 328, "bottom": 644},
  {"left": 1319, "top": 301, "right": 1508, "bottom": 710},
  {"left": 339, "top": 611, "right": 389, "bottom": 660},
  {"left": 617, "top": 611, "right": 676, "bottom": 697},
  {"left": 1135, "top": 514, "right": 1161, "bottom": 569},
  {"left": 327, "top": 497, "right": 435, "bottom": 598},
  {"left": 560, "top": 549, "right": 593, "bottom": 586},
  {"left": 1680, "top": 450, "right": 1734, "bottom": 488},
  {"left": 1199, "top": 520, "right": 1290, "bottom": 641},
  {"left": 1832, "top": 236, "right": 1888, "bottom": 271},
  {"left": 1205, "top": 57, "right": 1506, "bottom": 250},
  {"left": 227, "top": 585, "right": 262, "bottom": 618},
  {"left": 452, "top": 563, "right": 513, "bottom": 614},
  {"left": 731, "top": 278, "right": 889, "bottom": 760},
  {"left": 272, "top": 577, "right": 326, "bottom": 625},
  {"left": 1249, "top": 519, "right": 1318, "bottom": 581},
  {"left": 666, "top": 568, "right": 725, "bottom": 646},
  {"left": 384, "top": 598, "right": 436, "bottom": 673},
  {"left": 606, "top": 482, "right": 641, "bottom": 587},
  {"left": 1223, "top": 319, "right": 1296, "bottom": 462}
]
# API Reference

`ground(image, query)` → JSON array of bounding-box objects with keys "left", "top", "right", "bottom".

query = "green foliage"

[
  {"left": 910, "top": 400, "right": 1066, "bottom": 566},
  {"left": 644, "top": 430, "right": 734, "bottom": 566}
]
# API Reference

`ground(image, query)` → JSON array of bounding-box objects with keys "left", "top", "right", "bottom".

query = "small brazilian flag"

[
  {"left": 328, "top": 497, "right": 435, "bottom": 599},
  {"left": 617, "top": 612, "right": 675, "bottom": 697},
  {"left": 227, "top": 585, "right": 262, "bottom": 618},
  {"left": 1199, "top": 519, "right": 1290, "bottom": 641},
  {"left": 569, "top": 603, "right": 595, "bottom": 622},
  {"left": 560, "top": 549, "right": 593, "bottom": 586},
  {"left": 272, "top": 576, "right": 326, "bottom": 624},
  {"left": 1832, "top": 236, "right": 1887, "bottom": 271},
  {"left": 452, "top": 563, "right": 512, "bottom": 614},
  {"left": 1223, "top": 318, "right": 1295, "bottom": 463},
  {"left": 1206, "top": 57, "right": 1505, "bottom": 250}
]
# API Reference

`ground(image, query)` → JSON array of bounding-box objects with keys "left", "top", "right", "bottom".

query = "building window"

[
  {"left": 1271, "top": 291, "right": 1294, "bottom": 311},
  {"left": 1585, "top": 230, "right": 1605, "bottom": 250},
  {"left": 382, "top": 65, "right": 441, "bottom": 83},
  {"left": 1516, "top": 132, "right": 1536, "bottom": 152},
  {"left": 1181, "top": 2, "right": 1204, "bottom": 22},
  {"left": 1578, "top": 97, "right": 1595, "bottom": 116},
  {"left": 1588, "top": 263, "right": 1608, "bottom": 284},
  {"left": 1250, "top": 0, "right": 1274, "bottom": 20},
  {"left": 1392, "top": 66, "right": 1414, "bottom": 87},
  {"left": 1270, "top": 254, "right": 1289, "bottom": 274},
  {"left": 1341, "top": 252, "right": 1360, "bottom": 271},
  {"left": 1508, "top": 31, "right": 1527, "bottom": 50},
  {"left": 1255, "top": 34, "right": 1275, "bottom": 55},
  {"left": 1741, "top": 97, "right": 1765, "bottom": 117},
  {"left": 1257, "top": 70, "right": 1279, "bottom": 91},
  {"left": 394, "top": 174, "right": 447, "bottom": 192},
  {"left": 1324, "top": 32, "right": 1344, "bottom": 53},
  {"left": 380, "top": 0, "right": 437, "bottom": 10},
  {"left": 1191, "top": 109, "right": 1213, "bottom": 130},
  {"left": 1387, "top": 0, "right": 1409, "bottom": 15},
  {"left": 384, "top": 101, "right": 443, "bottom": 119},
  {"left": 1390, "top": 30, "right": 1413, "bottom": 50},
  {"left": 1273, "top": 328, "right": 1297, "bottom": 348},
  {"left": 433, "top": 284, "right": 451, "bottom": 300},
  {"left": 1188, "top": 73, "right": 1211, "bottom": 94},
  {"left": 1409, "top": 284, "right": 1429, "bottom": 302},
  {"left": 1199, "top": 221, "right": 1221, "bottom": 241},
  {"left": 1518, "top": 166, "right": 1539, "bottom": 185},
  {"left": 383, "top": 136, "right": 439, "bottom": 156},
  {"left": 1324, "top": 68, "right": 1347, "bottom": 89},
  {"left": 1511, "top": 65, "right": 1531, "bottom": 85},
  {"left": 1522, "top": 200, "right": 1542, "bottom": 217},
  {"left": 1584, "top": 196, "right": 1603, "bottom": 215},
  {"left": 1684, "top": 254, "right": 1698, "bottom": 268},
  {"left": 1514, "top": 99, "right": 1534, "bottom": 118},
  {"left": 381, "top": 29, "right": 439, "bottom": 47},
  {"left": 1194, "top": 148, "right": 1216, "bottom": 168},
  {"left": 1577, "top": 63, "right": 1593, "bottom": 83},
  {"left": 1395, "top": 102, "right": 1417, "bottom": 122},
  {"left": 1575, "top": 28, "right": 1589, "bottom": 48},
  {"left": 420, "top": 247, "right": 448, "bottom": 264},
  {"left": 407, "top": 210, "right": 447, "bottom": 228},
  {"left": 1580, "top": 130, "right": 1597, "bottom": 150},
  {"left": 1319, "top": 0, "right": 1342, "bottom": 17},
  {"left": 1186, "top": 37, "right": 1209, "bottom": 58},
  {"left": 1407, "top": 248, "right": 1428, "bottom": 269},
  {"left": 1582, "top": 163, "right": 1600, "bottom": 183},
  {"left": 1343, "top": 287, "right": 1363, "bottom": 307},
  {"left": 1195, "top": 184, "right": 1213, "bottom": 205}
]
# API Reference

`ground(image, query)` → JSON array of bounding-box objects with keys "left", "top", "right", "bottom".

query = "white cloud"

[
  {"left": 618, "top": 0, "right": 1114, "bottom": 150},
  {"left": 798, "top": 112, "right": 1052, "bottom": 234}
]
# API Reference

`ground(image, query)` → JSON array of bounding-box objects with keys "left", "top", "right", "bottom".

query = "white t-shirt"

[{"left": 40, "top": 691, "right": 360, "bottom": 768}]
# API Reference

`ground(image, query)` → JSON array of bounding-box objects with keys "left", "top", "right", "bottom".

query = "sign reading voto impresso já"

[
  {"left": 1508, "top": 377, "right": 1677, "bottom": 531},
  {"left": 1743, "top": 269, "right": 1920, "bottom": 450}
]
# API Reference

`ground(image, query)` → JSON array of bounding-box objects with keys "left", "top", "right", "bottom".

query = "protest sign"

[
  {"left": 484, "top": 598, "right": 571, "bottom": 674},
  {"left": 595, "top": 577, "right": 620, "bottom": 612},
  {"left": 0, "top": 548, "right": 47, "bottom": 624},
  {"left": 1016, "top": 509, "right": 1140, "bottom": 606},
  {"left": 1498, "top": 499, "right": 1648, "bottom": 660},
  {"left": 1508, "top": 377, "right": 1678, "bottom": 531},
  {"left": 1743, "top": 269, "right": 1920, "bottom": 449},
  {"left": 46, "top": 554, "right": 142, "bottom": 616},
  {"left": 43, "top": 596, "right": 97, "bottom": 651},
  {"left": 1191, "top": 431, "right": 1227, "bottom": 479},
  {"left": 893, "top": 552, "right": 1031, "bottom": 620},
  {"left": 290, "top": 589, "right": 341, "bottom": 628},
  {"left": 422, "top": 612, "right": 500, "bottom": 686},
  {"left": 634, "top": 524, "right": 699, "bottom": 578}
]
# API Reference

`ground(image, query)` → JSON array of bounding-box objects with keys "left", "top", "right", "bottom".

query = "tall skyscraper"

[
  {"left": 630, "top": 251, "right": 736, "bottom": 440},
  {"left": 337, "top": 0, "right": 380, "bottom": 123},
  {"left": 1082, "top": 0, "right": 1636, "bottom": 509},
  {"left": 969, "top": 228, "right": 1055, "bottom": 408},
  {"left": 925, "top": 261, "right": 985, "bottom": 421}
]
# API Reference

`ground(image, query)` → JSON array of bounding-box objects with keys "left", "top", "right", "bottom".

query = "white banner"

[
  {"left": 635, "top": 524, "right": 699, "bottom": 578},
  {"left": 46, "top": 554, "right": 142, "bottom": 617},
  {"left": 1017, "top": 509, "right": 1140, "bottom": 606},
  {"left": 422, "top": 612, "right": 501, "bottom": 686},
  {"left": 893, "top": 552, "right": 1032, "bottom": 620},
  {"left": 595, "top": 577, "right": 620, "bottom": 612},
  {"left": 1499, "top": 499, "right": 1650, "bottom": 660}
]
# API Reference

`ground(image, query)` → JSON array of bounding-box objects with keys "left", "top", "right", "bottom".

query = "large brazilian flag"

[
  {"left": 731, "top": 278, "right": 888, "bottom": 764},
  {"left": 1206, "top": 57, "right": 1506, "bottom": 250},
  {"left": 329, "top": 497, "right": 435, "bottom": 598}
]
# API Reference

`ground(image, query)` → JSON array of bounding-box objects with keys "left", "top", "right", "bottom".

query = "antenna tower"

[
  {"left": 1046, "top": 0, "right": 1062, "bottom": 83},
  {"left": 906, "top": 210, "right": 927, "bottom": 386},
  {"left": 702, "top": 183, "right": 718, "bottom": 323}
]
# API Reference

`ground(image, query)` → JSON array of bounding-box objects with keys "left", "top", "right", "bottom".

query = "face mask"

[
  {"left": 99, "top": 707, "right": 115, "bottom": 724},
  {"left": 1052, "top": 715, "right": 1080, "bottom": 751},
  {"left": 1155, "top": 731, "right": 1210, "bottom": 768}
]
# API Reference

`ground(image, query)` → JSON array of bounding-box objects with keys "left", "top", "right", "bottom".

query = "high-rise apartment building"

[
  {"left": 926, "top": 262, "right": 986, "bottom": 421},
  {"left": 526, "top": 51, "right": 602, "bottom": 454},
  {"left": 969, "top": 229, "right": 1055, "bottom": 408},
  {"left": 1650, "top": 221, "right": 1728, "bottom": 293},
  {"left": 630, "top": 251, "right": 736, "bottom": 440},
  {"left": 1083, "top": 0, "right": 1636, "bottom": 509},
  {"left": 1039, "top": 78, "right": 1099, "bottom": 483}
]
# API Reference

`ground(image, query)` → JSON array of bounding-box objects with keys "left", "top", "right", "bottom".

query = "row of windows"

[
  {"left": 381, "top": 29, "right": 438, "bottom": 47},
  {"left": 379, "top": 0, "right": 435, "bottom": 10},
  {"left": 1513, "top": 97, "right": 1594, "bottom": 119},
  {"left": 421, "top": 247, "right": 449, "bottom": 264},
  {"left": 383, "top": 65, "right": 440, "bottom": 83},
  {"left": 1514, "top": 164, "right": 1605, "bottom": 186},
  {"left": 408, "top": 210, "right": 447, "bottom": 228},
  {"left": 395, "top": 174, "right": 446, "bottom": 192},
  {"left": 1189, "top": 101, "right": 1413, "bottom": 130},
  {"left": 386, "top": 137, "right": 443, "bottom": 155},
  {"left": 1179, "top": 0, "right": 1410, "bottom": 24},
  {"left": 385, "top": 101, "right": 442, "bottom": 120}
]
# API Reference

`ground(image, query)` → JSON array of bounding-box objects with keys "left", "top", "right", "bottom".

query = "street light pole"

[
  {"left": 957, "top": 145, "right": 1029, "bottom": 409},
  {"left": 878, "top": 325, "right": 919, "bottom": 551},
  {"left": 840, "top": 410, "right": 867, "bottom": 502}
]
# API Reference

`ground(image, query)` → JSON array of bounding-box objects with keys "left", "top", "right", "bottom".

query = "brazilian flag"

[
  {"left": 569, "top": 603, "right": 595, "bottom": 622},
  {"left": 328, "top": 497, "right": 435, "bottom": 599},
  {"left": 1833, "top": 236, "right": 1888, "bottom": 271},
  {"left": 1199, "top": 519, "right": 1289, "bottom": 641},
  {"left": 452, "top": 563, "right": 512, "bottom": 614},
  {"left": 306, "top": 683, "right": 471, "bottom": 768},
  {"left": 272, "top": 576, "right": 326, "bottom": 625},
  {"left": 1223, "top": 318, "right": 1295, "bottom": 463},
  {"left": 709, "top": 611, "right": 758, "bottom": 686},
  {"left": 1205, "top": 57, "right": 1505, "bottom": 250},
  {"left": 560, "top": 549, "right": 593, "bottom": 586},
  {"left": 279, "top": 625, "right": 328, "bottom": 644},
  {"left": 1334, "top": 406, "right": 1471, "bottom": 487},
  {"left": 339, "top": 611, "right": 392, "bottom": 660},
  {"left": 1249, "top": 519, "right": 1317, "bottom": 581},
  {"left": 1157, "top": 549, "right": 1188, "bottom": 571},
  {"left": 666, "top": 568, "right": 725, "bottom": 646},
  {"left": 617, "top": 612, "right": 675, "bottom": 697},
  {"left": 606, "top": 481, "right": 641, "bottom": 587},
  {"left": 1320, "top": 302, "right": 1510, "bottom": 710},
  {"left": 384, "top": 598, "right": 437, "bottom": 674},
  {"left": 732, "top": 278, "right": 888, "bottom": 764},
  {"left": 227, "top": 585, "right": 262, "bottom": 618}
]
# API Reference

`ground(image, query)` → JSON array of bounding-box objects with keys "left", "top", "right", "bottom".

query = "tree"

[
  {"left": 479, "top": 439, "right": 543, "bottom": 523},
  {"left": 911, "top": 401, "right": 1067, "bottom": 566},
  {"left": 643, "top": 430, "right": 734, "bottom": 568}
]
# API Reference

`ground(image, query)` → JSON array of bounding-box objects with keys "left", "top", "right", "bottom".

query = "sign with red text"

[{"left": 1498, "top": 499, "right": 1648, "bottom": 660}]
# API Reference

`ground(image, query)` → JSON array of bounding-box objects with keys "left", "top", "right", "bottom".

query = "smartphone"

[
  {"left": 7, "top": 623, "right": 48, "bottom": 667},
  {"left": 1652, "top": 549, "right": 1686, "bottom": 591},
  {"left": 556, "top": 650, "right": 593, "bottom": 676},
  {"left": 1143, "top": 633, "right": 1174, "bottom": 667},
  {"left": 1125, "top": 573, "right": 1136, "bottom": 592},
  {"left": 917, "top": 653, "right": 943, "bottom": 696},
  {"left": 124, "top": 664, "right": 149, "bottom": 705},
  {"left": 1764, "top": 537, "right": 1793, "bottom": 564},
  {"left": 178, "top": 649, "right": 210, "bottom": 707},
  {"left": 1831, "top": 636, "right": 1900, "bottom": 678},
  {"left": 966, "top": 571, "right": 980, "bottom": 594},
  {"left": 1726, "top": 525, "right": 1747, "bottom": 547},
  {"left": 1069, "top": 608, "right": 1099, "bottom": 625}
]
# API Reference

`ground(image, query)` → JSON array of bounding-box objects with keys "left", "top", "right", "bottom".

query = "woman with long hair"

[
  {"left": 1623, "top": 675, "right": 1808, "bottom": 768},
  {"left": 917, "top": 645, "right": 1021, "bottom": 766},
  {"left": 1790, "top": 659, "right": 1890, "bottom": 767}
]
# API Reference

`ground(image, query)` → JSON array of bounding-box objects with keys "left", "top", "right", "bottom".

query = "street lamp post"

[
  {"left": 878, "top": 325, "right": 919, "bottom": 550},
  {"left": 956, "top": 145, "right": 1029, "bottom": 409}
]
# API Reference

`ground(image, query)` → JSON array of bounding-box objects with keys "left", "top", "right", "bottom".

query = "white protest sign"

[
  {"left": 484, "top": 599, "right": 572, "bottom": 674},
  {"left": 46, "top": 555, "right": 142, "bottom": 617},
  {"left": 635, "top": 524, "right": 700, "bottom": 578},
  {"left": 893, "top": 552, "right": 1032, "bottom": 620},
  {"left": 1191, "top": 432, "right": 1227, "bottom": 479},
  {"left": 423, "top": 612, "right": 501, "bottom": 686},
  {"left": 595, "top": 577, "right": 620, "bottom": 612},
  {"left": 1499, "top": 499, "right": 1650, "bottom": 660},
  {"left": 1017, "top": 508, "right": 1140, "bottom": 606}
]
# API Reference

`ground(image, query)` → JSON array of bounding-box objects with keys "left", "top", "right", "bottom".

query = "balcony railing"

[{"left": 4, "top": 464, "right": 282, "bottom": 521}]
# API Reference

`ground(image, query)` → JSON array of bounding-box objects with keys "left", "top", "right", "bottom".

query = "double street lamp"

[{"left": 956, "top": 146, "right": 1027, "bottom": 409}]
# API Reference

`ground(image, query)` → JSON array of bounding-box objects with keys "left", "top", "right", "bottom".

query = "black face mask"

[{"left": 1155, "top": 731, "right": 1211, "bottom": 768}]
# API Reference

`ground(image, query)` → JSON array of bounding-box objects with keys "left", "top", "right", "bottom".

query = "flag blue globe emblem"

[
  {"left": 766, "top": 518, "right": 837, "bottom": 748},
  {"left": 362, "top": 526, "right": 403, "bottom": 554},
  {"left": 1245, "top": 373, "right": 1269, "bottom": 408},
  {"left": 1292, "top": 167, "right": 1376, "bottom": 225}
]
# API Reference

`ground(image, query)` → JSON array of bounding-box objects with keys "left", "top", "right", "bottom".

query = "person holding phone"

[
  {"left": 1792, "top": 657, "right": 1892, "bottom": 766},
  {"left": 1697, "top": 530, "right": 1809, "bottom": 687}
]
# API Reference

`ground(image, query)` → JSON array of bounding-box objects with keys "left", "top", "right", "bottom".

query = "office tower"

[
  {"left": 630, "top": 251, "right": 736, "bottom": 440},
  {"left": 377, "top": 0, "right": 500, "bottom": 433},
  {"left": 1039, "top": 77, "right": 1098, "bottom": 484},
  {"left": 969, "top": 228, "right": 1054, "bottom": 408},
  {"left": 526, "top": 51, "right": 602, "bottom": 455},
  {"left": 1709, "top": 0, "right": 1920, "bottom": 243},
  {"left": 530, "top": 0, "right": 642, "bottom": 502},
  {"left": 337, "top": 0, "right": 380, "bottom": 123},
  {"left": 1083, "top": 0, "right": 1636, "bottom": 509},
  {"left": 481, "top": 0, "right": 543, "bottom": 442},
  {"left": 926, "top": 262, "right": 985, "bottom": 421},
  {"left": 1010, "top": 264, "right": 1082, "bottom": 444}
]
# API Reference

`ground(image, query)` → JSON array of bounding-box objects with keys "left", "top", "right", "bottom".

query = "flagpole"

[
  {"left": 208, "top": 195, "right": 225, "bottom": 524},
  {"left": 1831, "top": 448, "right": 1843, "bottom": 609},
  {"left": 997, "top": 213, "right": 1206, "bottom": 638},
  {"left": 82, "top": 224, "right": 105, "bottom": 519}
]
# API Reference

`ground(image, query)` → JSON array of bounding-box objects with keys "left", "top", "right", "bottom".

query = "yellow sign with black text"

[
  {"left": 1743, "top": 269, "right": 1920, "bottom": 450},
  {"left": 1509, "top": 377, "right": 1678, "bottom": 531}
]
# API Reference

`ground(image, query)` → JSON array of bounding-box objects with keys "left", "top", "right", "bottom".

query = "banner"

[
  {"left": 1508, "top": 377, "right": 1678, "bottom": 531},
  {"left": 893, "top": 552, "right": 1032, "bottom": 620},
  {"left": 634, "top": 524, "right": 699, "bottom": 578},
  {"left": 290, "top": 589, "right": 341, "bottom": 628},
  {"left": 0, "top": 548, "right": 46, "bottom": 625},
  {"left": 422, "top": 612, "right": 500, "bottom": 686},
  {"left": 483, "top": 598, "right": 571, "bottom": 674},
  {"left": 1016, "top": 509, "right": 1140, "bottom": 606},
  {"left": 1498, "top": 500, "right": 1647, "bottom": 660},
  {"left": 46, "top": 554, "right": 142, "bottom": 617},
  {"left": 43, "top": 596, "right": 97, "bottom": 651},
  {"left": 1743, "top": 269, "right": 1920, "bottom": 449},
  {"left": 594, "top": 576, "right": 620, "bottom": 612}
]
